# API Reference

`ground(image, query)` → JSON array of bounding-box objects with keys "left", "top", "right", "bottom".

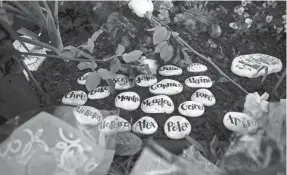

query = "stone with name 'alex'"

[
  {"left": 164, "top": 116, "right": 191, "bottom": 139},
  {"left": 191, "top": 89, "right": 215, "bottom": 107},
  {"left": 149, "top": 79, "right": 183, "bottom": 95},
  {"left": 132, "top": 116, "right": 158, "bottom": 135},
  {"left": 73, "top": 106, "right": 103, "bottom": 125},
  {"left": 98, "top": 115, "right": 131, "bottom": 135},
  {"left": 77, "top": 72, "right": 91, "bottom": 85},
  {"left": 62, "top": 90, "right": 88, "bottom": 106},
  {"left": 187, "top": 63, "right": 208, "bottom": 73},
  {"left": 115, "top": 91, "right": 140, "bottom": 111},
  {"left": 88, "top": 86, "right": 110, "bottom": 100},
  {"left": 185, "top": 76, "right": 213, "bottom": 88},
  {"left": 141, "top": 95, "right": 174, "bottom": 114},
  {"left": 159, "top": 65, "right": 183, "bottom": 76},
  {"left": 135, "top": 74, "right": 157, "bottom": 87},
  {"left": 112, "top": 74, "right": 134, "bottom": 90},
  {"left": 178, "top": 101, "right": 205, "bottom": 117}
]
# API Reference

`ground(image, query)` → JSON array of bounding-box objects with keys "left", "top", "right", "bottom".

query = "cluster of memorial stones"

[{"left": 62, "top": 54, "right": 283, "bottom": 139}]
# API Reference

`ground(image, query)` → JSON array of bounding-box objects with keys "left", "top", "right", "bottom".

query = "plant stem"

[
  {"left": 272, "top": 69, "right": 286, "bottom": 96},
  {"left": 20, "top": 52, "right": 88, "bottom": 62}
]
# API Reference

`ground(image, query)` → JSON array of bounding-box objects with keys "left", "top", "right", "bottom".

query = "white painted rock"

[
  {"left": 135, "top": 74, "right": 157, "bottom": 87},
  {"left": 77, "top": 72, "right": 90, "bottom": 85},
  {"left": 231, "top": 53, "right": 283, "bottom": 78},
  {"left": 73, "top": 106, "right": 103, "bottom": 125},
  {"left": 223, "top": 112, "right": 258, "bottom": 134},
  {"left": 88, "top": 86, "right": 110, "bottom": 100},
  {"left": 115, "top": 91, "right": 140, "bottom": 111},
  {"left": 185, "top": 76, "right": 213, "bottom": 88},
  {"left": 149, "top": 79, "right": 183, "bottom": 95},
  {"left": 98, "top": 115, "right": 131, "bottom": 135},
  {"left": 62, "top": 90, "right": 88, "bottom": 106},
  {"left": 112, "top": 74, "right": 134, "bottom": 90},
  {"left": 187, "top": 63, "right": 208, "bottom": 73},
  {"left": 158, "top": 65, "right": 183, "bottom": 76},
  {"left": 164, "top": 116, "right": 191, "bottom": 139},
  {"left": 132, "top": 116, "right": 158, "bottom": 135},
  {"left": 191, "top": 89, "right": 216, "bottom": 107},
  {"left": 141, "top": 95, "right": 174, "bottom": 114},
  {"left": 178, "top": 101, "right": 205, "bottom": 117}
]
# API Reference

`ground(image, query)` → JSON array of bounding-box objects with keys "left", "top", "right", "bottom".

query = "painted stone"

[
  {"left": 178, "top": 101, "right": 205, "bottom": 117},
  {"left": 132, "top": 116, "right": 158, "bottom": 135},
  {"left": 158, "top": 65, "right": 183, "bottom": 76},
  {"left": 98, "top": 115, "right": 131, "bottom": 135},
  {"left": 73, "top": 106, "right": 103, "bottom": 125},
  {"left": 141, "top": 95, "right": 174, "bottom": 114},
  {"left": 223, "top": 112, "right": 258, "bottom": 134},
  {"left": 191, "top": 89, "right": 216, "bottom": 107},
  {"left": 88, "top": 86, "right": 110, "bottom": 100},
  {"left": 164, "top": 116, "right": 191, "bottom": 139},
  {"left": 231, "top": 53, "right": 283, "bottom": 78},
  {"left": 187, "top": 63, "right": 208, "bottom": 73},
  {"left": 77, "top": 72, "right": 91, "bottom": 85},
  {"left": 135, "top": 74, "right": 157, "bottom": 87},
  {"left": 185, "top": 76, "right": 213, "bottom": 88},
  {"left": 115, "top": 91, "right": 140, "bottom": 111},
  {"left": 112, "top": 74, "right": 134, "bottom": 90},
  {"left": 149, "top": 79, "right": 183, "bottom": 95},
  {"left": 62, "top": 90, "right": 88, "bottom": 106}
]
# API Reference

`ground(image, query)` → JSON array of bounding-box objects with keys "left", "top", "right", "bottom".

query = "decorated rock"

[
  {"left": 149, "top": 79, "right": 183, "bottom": 95},
  {"left": 187, "top": 63, "right": 208, "bottom": 73},
  {"left": 185, "top": 76, "right": 213, "bottom": 88},
  {"left": 77, "top": 72, "right": 90, "bottom": 85},
  {"left": 113, "top": 74, "right": 134, "bottom": 90},
  {"left": 135, "top": 74, "right": 157, "bottom": 87},
  {"left": 178, "top": 101, "right": 205, "bottom": 117},
  {"left": 191, "top": 89, "right": 215, "bottom": 107},
  {"left": 164, "top": 116, "right": 191, "bottom": 139},
  {"left": 223, "top": 112, "right": 258, "bottom": 134},
  {"left": 88, "top": 86, "right": 110, "bottom": 100},
  {"left": 73, "top": 106, "right": 103, "bottom": 125},
  {"left": 62, "top": 90, "right": 88, "bottom": 106},
  {"left": 132, "top": 116, "right": 158, "bottom": 135},
  {"left": 98, "top": 115, "right": 131, "bottom": 135},
  {"left": 141, "top": 95, "right": 174, "bottom": 114},
  {"left": 158, "top": 65, "right": 183, "bottom": 76},
  {"left": 231, "top": 53, "right": 283, "bottom": 78},
  {"left": 115, "top": 91, "right": 140, "bottom": 111}
]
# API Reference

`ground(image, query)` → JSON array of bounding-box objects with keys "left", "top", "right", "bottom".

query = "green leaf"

[
  {"left": 17, "top": 27, "right": 39, "bottom": 40},
  {"left": 115, "top": 132, "right": 142, "bottom": 156},
  {"left": 77, "top": 61, "right": 97, "bottom": 70},
  {"left": 85, "top": 71, "right": 101, "bottom": 91},
  {"left": 122, "top": 50, "right": 143, "bottom": 63},
  {"left": 153, "top": 26, "right": 169, "bottom": 45},
  {"left": 90, "top": 29, "right": 103, "bottom": 42},
  {"left": 106, "top": 78, "right": 116, "bottom": 95},
  {"left": 115, "top": 44, "right": 125, "bottom": 56},
  {"left": 173, "top": 47, "right": 181, "bottom": 64},
  {"left": 82, "top": 38, "right": 94, "bottom": 53},
  {"left": 154, "top": 41, "right": 167, "bottom": 53},
  {"left": 160, "top": 44, "right": 173, "bottom": 63},
  {"left": 110, "top": 57, "right": 121, "bottom": 73},
  {"left": 97, "top": 68, "right": 117, "bottom": 80}
]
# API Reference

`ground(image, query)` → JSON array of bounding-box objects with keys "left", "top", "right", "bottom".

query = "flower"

[
  {"left": 284, "top": 23, "right": 287, "bottom": 32},
  {"left": 128, "top": 0, "right": 154, "bottom": 18},
  {"left": 229, "top": 22, "right": 239, "bottom": 29},
  {"left": 244, "top": 13, "right": 250, "bottom": 18},
  {"left": 241, "top": 0, "right": 251, "bottom": 7},
  {"left": 265, "top": 15, "right": 273, "bottom": 23},
  {"left": 243, "top": 92, "right": 269, "bottom": 119},
  {"left": 245, "top": 18, "right": 252, "bottom": 28},
  {"left": 282, "top": 15, "right": 286, "bottom": 24},
  {"left": 234, "top": 6, "right": 245, "bottom": 16}
]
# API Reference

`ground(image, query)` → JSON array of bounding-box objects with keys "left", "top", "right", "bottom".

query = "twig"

[
  {"left": 20, "top": 52, "right": 88, "bottom": 62},
  {"left": 272, "top": 69, "right": 286, "bottom": 95}
]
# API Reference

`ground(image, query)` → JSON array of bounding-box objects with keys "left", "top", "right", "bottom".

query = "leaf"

[
  {"left": 97, "top": 68, "right": 117, "bottom": 80},
  {"left": 153, "top": 26, "right": 169, "bottom": 45},
  {"left": 106, "top": 12, "right": 120, "bottom": 32},
  {"left": 160, "top": 44, "right": 173, "bottom": 63},
  {"left": 90, "top": 29, "right": 103, "bottom": 42},
  {"left": 122, "top": 50, "right": 143, "bottom": 63},
  {"left": 115, "top": 132, "right": 142, "bottom": 156},
  {"left": 185, "top": 135, "right": 205, "bottom": 153},
  {"left": 110, "top": 57, "right": 121, "bottom": 73},
  {"left": 17, "top": 27, "right": 39, "bottom": 40},
  {"left": 154, "top": 41, "right": 168, "bottom": 53},
  {"left": 82, "top": 38, "right": 94, "bottom": 53},
  {"left": 85, "top": 71, "right": 101, "bottom": 91},
  {"left": 173, "top": 47, "right": 181, "bottom": 64},
  {"left": 106, "top": 79, "right": 116, "bottom": 95},
  {"left": 77, "top": 61, "right": 97, "bottom": 70},
  {"left": 115, "top": 44, "right": 125, "bottom": 56}
]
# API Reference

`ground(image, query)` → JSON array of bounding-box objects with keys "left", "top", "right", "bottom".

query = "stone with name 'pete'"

[
  {"left": 98, "top": 115, "right": 131, "bottom": 135},
  {"left": 73, "top": 106, "right": 103, "bottom": 125},
  {"left": 141, "top": 95, "right": 174, "bottom": 114},
  {"left": 187, "top": 63, "right": 208, "bottom": 73},
  {"left": 164, "top": 116, "right": 191, "bottom": 139},
  {"left": 158, "top": 65, "right": 183, "bottom": 76},
  {"left": 115, "top": 91, "right": 140, "bottom": 111},
  {"left": 88, "top": 86, "right": 110, "bottom": 100},
  {"left": 135, "top": 74, "right": 157, "bottom": 87},
  {"left": 185, "top": 76, "right": 213, "bottom": 88},
  {"left": 112, "top": 74, "right": 134, "bottom": 90},
  {"left": 178, "top": 101, "right": 205, "bottom": 117},
  {"left": 191, "top": 89, "right": 215, "bottom": 107},
  {"left": 149, "top": 79, "right": 183, "bottom": 95},
  {"left": 132, "top": 116, "right": 158, "bottom": 135},
  {"left": 77, "top": 72, "right": 91, "bottom": 85},
  {"left": 62, "top": 90, "right": 88, "bottom": 106}
]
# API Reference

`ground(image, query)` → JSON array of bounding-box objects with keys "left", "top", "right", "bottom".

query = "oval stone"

[
  {"left": 141, "top": 95, "right": 174, "bottom": 114},
  {"left": 223, "top": 112, "right": 258, "bottom": 134},
  {"left": 231, "top": 53, "right": 283, "bottom": 78},
  {"left": 158, "top": 65, "right": 183, "bottom": 76},
  {"left": 73, "top": 106, "right": 103, "bottom": 125},
  {"left": 132, "top": 116, "right": 158, "bottom": 135},
  {"left": 187, "top": 63, "right": 208, "bottom": 73},
  {"left": 62, "top": 90, "right": 88, "bottom": 106},
  {"left": 191, "top": 89, "right": 215, "bottom": 107},
  {"left": 77, "top": 72, "right": 90, "bottom": 85},
  {"left": 98, "top": 115, "right": 131, "bottom": 135},
  {"left": 115, "top": 91, "right": 140, "bottom": 111},
  {"left": 164, "top": 116, "right": 191, "bottom": 139},
  {"left": 88, "top": 86, "right": 110, "bottom": 100},
  {"left": 135, "top": 74, "right": 157, "bottom": 87},
  {"left": 149, "top": 79, "right": 183, "bottom": 95},
  {"left": 178, "top": 101, "right": 205, "bottom": 117},
  {"left": 185, "top": 76, "right": 213, "bottom": 88},
  {"left": 112, "top": 74, "right": 134, "bottom": 90}
]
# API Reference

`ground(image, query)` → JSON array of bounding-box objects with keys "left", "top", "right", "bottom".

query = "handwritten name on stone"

[
  {"left": 191, "top": 89, "right": 216, "bottom": 107},
  {"left": 158, "top": 65, "right": 183, "bottom": 76},
  {"left": 132, "top": 116, "right": 158, "bottom": 135},
  {"left": 88, "top": 86, "right": 110, "bottom": 100},
  {"left": 164, "top": 116, "right": 191, "bottom": 139},
  {"left": 178, "top": 101, "right": 205, "bottom": 117},
  {"left": 187, "top": 63, "right": 208, "bottom": 73},
  {"left": 62, "top": 90, "right": 88, "bottom": 106},
  {"left": 135, "top": 74, "right": 157, "bottom": 87},
  {"left": 77, "top": 72, "right": 91, "bottom": 85},
  {"left": 141, "top": 95, "right": 174, "bottom": 114},
  {"left": 185, "top": 76, "right": 213, "bottom": 88},
  {"left": 73, "top": 106, "right": 103, "bottom": 125},
  {"left": 112, "top": 74, "right": 133, "bottom": 90},
  {"left": 149, "top": 79, "right": 183, "bottom": 95},
  {"left": 98, "top": 115, "right": 131, "bottom": 135},
  {"left": 115, "top": 92, "right": 140, "bottom": 111}
]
